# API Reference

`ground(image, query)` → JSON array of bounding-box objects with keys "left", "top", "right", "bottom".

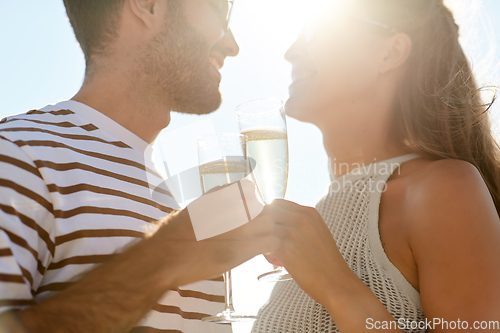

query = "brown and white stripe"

[{"left": 0, "top": 101, "right": 229, "bottom": 333}]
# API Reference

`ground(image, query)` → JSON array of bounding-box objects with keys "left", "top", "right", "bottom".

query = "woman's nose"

[{"left": 285, "top": 36, "right": 306, "bottom": 64}]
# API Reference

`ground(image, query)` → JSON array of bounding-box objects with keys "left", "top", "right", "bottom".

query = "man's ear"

[
  {"left": 379, "top": 33, "right": 412, "bottom": 74},
  {"left": 129, "top": 0, "right": 158, "bottom": 29}
]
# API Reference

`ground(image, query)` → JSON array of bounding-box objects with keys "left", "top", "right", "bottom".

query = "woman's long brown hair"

[{"left": 358, "top": 0, "right": 500, "bottom": 214}]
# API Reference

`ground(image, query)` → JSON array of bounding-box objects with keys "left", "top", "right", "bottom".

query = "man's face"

[{"left": 138, "top": 0, "right": 239, "bottom": 115}]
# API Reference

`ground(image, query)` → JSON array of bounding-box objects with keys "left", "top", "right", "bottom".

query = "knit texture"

[{"left": 252, "top": 154, "right": 427, "bottom": 333}]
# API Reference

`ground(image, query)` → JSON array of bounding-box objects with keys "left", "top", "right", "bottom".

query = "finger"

[
  {"left": 264, "top": 254, "right": 283, "bottom": 267},
  {"left": 269, "top": 199, "right": 311, "bottom": 212},
  {"left": 264, "top": 203, "right": 312, "bottom": 227},
  {"left": 203, "top": 183, "right": 233, "bottom": 195},
  {"left": 257, "top": 202, "right": 303, "bottom": 222}
]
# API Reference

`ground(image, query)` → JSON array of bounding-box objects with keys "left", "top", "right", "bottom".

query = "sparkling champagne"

[
  {"left": 241, "top": 126, "right": 288, "bottom": 203},
  {"left": 199, "top": 157, "right": 249, "bottom": 194}
]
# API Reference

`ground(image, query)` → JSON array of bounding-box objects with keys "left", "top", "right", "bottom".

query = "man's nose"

[{"left": 218, "top": 29, "right": 240, "bottom": 57}]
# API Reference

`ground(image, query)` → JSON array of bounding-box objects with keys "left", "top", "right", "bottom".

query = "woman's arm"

[{"left": 406, "top": 159, "right": 500, "bottom": 330}]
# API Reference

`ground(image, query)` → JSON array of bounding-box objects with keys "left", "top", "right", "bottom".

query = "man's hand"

[
  {"left": 5, "top": 206, "right": 277, "bottom": 333},
  {"left": 153, "top": 207, "right": 278, "bottom": 288}
]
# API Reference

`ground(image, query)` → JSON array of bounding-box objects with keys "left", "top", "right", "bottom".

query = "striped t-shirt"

[{"left": 0, "top": 100, "right": 230, "bottom": 333}]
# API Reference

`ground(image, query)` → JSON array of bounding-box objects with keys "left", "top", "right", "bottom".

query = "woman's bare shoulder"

[
  {"left": 406, "top": 158, "right": 491, "bottom": 202},
  {"left": 402, "top": 157, "right": 499, "bottom": 235}
]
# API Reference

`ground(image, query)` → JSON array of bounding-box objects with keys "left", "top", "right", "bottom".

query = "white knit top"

[{"left": 252, "top": 153, "right": 427, "bottom": 333}]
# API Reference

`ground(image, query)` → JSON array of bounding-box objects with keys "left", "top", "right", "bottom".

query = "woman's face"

[{"left": 285, "top": 6, "right": 390, "bottom": 130}]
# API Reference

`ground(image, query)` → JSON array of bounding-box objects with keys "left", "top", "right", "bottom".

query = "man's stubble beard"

[{"left": 138, "top": 3, "right": 222, "bottom": 115}]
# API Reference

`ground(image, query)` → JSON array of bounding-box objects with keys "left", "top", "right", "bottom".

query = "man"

[{"left": 0, "top": 0, "right": 276, "bottom": 332}]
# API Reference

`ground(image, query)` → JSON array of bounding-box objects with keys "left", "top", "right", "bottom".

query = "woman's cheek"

[{"left": 320, "top": 63, "right": 355, "bottom": 101}]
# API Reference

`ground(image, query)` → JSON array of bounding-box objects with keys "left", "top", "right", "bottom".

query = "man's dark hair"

[{"left": 63, "top": 0, "right": 126, "bottom": 67}]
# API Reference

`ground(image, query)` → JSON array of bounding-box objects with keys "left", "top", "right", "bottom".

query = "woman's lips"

[
  {"left": 290, "top": 69, "right": 316, "bottom": 92},
  {"left": 291, "top": 66, "right": 317, "bottom": 84},
  {"left": 292, "top": 70, "right": 316, "bottom": 82}
]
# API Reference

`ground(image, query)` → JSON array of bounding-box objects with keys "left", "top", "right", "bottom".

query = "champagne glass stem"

[{"left": 224, "top": 270, "right": 235, "bottom": 312}]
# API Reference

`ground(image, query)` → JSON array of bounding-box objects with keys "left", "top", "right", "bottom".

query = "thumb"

[{"left": 264, "top": 254, "right": 283, "bottom": 267}]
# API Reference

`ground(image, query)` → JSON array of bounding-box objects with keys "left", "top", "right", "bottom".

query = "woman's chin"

[{"left": 285, "top": 96, "right": 314, "bottom": 123}]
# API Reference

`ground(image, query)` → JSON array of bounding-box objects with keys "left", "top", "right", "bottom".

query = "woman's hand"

[{"left": 261, "top": 199, "right": 354, "bottom": 307}]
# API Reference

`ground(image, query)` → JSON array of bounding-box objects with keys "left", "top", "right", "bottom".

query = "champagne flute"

[
  {"left": 198, "top": 133, "right": 257, "bottom": 323},
  {"left": 235, "top": 98, "right": 292, "bottom": 282}
]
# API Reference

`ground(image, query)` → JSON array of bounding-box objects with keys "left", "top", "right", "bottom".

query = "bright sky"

[{"left": 1, "top": 1, "right": 499, "bottom": 332}]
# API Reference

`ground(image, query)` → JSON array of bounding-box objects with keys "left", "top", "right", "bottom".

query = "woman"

[{"left": 253, "top": 0, "right": 500, "bottom": 331}]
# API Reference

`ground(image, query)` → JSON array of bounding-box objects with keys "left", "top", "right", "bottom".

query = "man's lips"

[{"left": 209, "top": 55, "right": 225, "bottom": 72}]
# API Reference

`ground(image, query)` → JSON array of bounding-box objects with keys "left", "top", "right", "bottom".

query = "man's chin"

[{"left": 173, "top": 90, "right": 222, "bottom": 115}]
